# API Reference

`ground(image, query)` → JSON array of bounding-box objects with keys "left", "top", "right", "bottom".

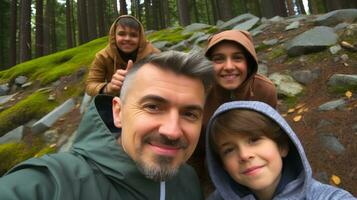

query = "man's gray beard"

[{"left": 136, "top": 155, "right": 180, "bottom": 182}]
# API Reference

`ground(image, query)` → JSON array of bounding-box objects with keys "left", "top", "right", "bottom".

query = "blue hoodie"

[{"left": 205, "top": 101, "right": 355, "bottom": 200}]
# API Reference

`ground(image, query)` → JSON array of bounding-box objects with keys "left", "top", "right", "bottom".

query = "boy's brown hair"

[{"left": 210, "top": 109, "right": 289, "bottom": 152}]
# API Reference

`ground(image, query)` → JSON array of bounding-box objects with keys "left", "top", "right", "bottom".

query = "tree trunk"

[
  {"left": 9, "top": 0, "right": 18, "bottom": 66},
  {"left": 177, "top": 0, "right": 191, "bottom": 26},
  {"left": 152, "top": 0, "right": 159, "bottom": 29},
  {"left": 96, "top": 0, "right": 105, "bottom": 37},
  {"left": 87, "top": 0, "right": 97, "bottom": 40},
  {"left": 210, "top": 0, "right": 219, "bottom": 24},
  {"left": 217, "top": 0, "right": 233, "bottom": 21},
  {"left": 144, "top": 0, "right": 152, "bottom": 30},
  {"left": 260, "top": 0, "right": 275, "bottom": 18},
  {"left": 119, "top": 0, "right": 127, "bottom": 15},
  {"left": 77, "top": 0, "right": 89, "bottom": 44},
  {"left": 35, "top": 0, "right": 44, "bottom": 57},
  {"left": 286, "top": 0, "right": 295, "bottom": 16},
  {"left": 112, "top": 0, "right": 118, "bottom": 18},
  {"left": 324, "top": 0, "right": 343, "bottom": 11},
  {"left": 273, "top": 0, "right": 287, "bottom": 17},
  {"left": 66, "top": 0, "right": 73, "bottom": 48},
  {"left": 240, "top": 0, "right": 248, "bottom": 13},
  {"left": 192, "top": 0, "right": 199, "bottom": 23},
  {"left": 50, "top": 0, "right": 56, "bottom": 52},
  {"left": 296, "top": 0, "right": 306, "bottom": 14},
  {"left": 250, "top": 0, "right": 261, "bottom": 17},
  {"left": 19, "top": 0, "right": 31, "bottom": 62}
]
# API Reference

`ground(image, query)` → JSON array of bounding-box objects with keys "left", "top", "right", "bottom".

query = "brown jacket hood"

[
  {"left": 85, "top": 15, "right": 160, "bottom": 96},
  {"left": 106, "top": 15, "right": 160, "bottom": 66},
  {"left": 205, "top": 30, "right": 258, "bottom": 78}
]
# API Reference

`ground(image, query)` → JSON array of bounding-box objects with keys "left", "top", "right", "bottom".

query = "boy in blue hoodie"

[{"left": 206, "top": 101, "right": 355, "bottom": 200}]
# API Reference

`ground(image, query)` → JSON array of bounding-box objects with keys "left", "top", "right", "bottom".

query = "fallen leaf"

[
  {"left": 50, "top": 143, "right": 57, "bottom": 148},
  {"left": 345, "top": 91, "right": 352, "bottom": 99},
  {"left": 295, "top": 103, "right": 305, "bottom": 109},
  {"left": 343, "top": 62, "right": 349, "bottom": 67},
  {"left": 303, "top": 108, "right": 309, "bottom": 112},
  {"left": 331, "top": 174, "right": 341, "bottom": 185},
  {"left": 287, "top": 108, "right": 295, "bottom": 113},
  {"left": 282, "top": 113, "right": 287, "bottom": 117},
  {"left": 297, "top": 108, "right": 304, "bottom": 114},
  {"left": 293, "top": 115, "right": 302, "bottom": 122}
]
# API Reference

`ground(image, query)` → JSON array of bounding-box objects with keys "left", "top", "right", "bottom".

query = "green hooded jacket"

[{"left": 0, "top": 95, "right": 203, "bottom": 200}]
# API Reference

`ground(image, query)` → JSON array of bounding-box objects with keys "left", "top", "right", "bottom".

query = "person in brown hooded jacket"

[
  {"left": 189, "top": 30, "right": 278, "bottom": 195},
  {"left": 86, "top": 15, "right": 160, "bottom": 96}
]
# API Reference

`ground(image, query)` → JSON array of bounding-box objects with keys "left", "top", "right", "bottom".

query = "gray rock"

[
  {"left": 15, "top": 76, "right": 28, "bottom": 85},
  {"left": 286, "top": 15, "right": 307, "bottom": 23},
  {"left": 285, "top": 26, "right": 338, "bottom": 56},
  {"left": 340, "top": 54, "right": 349, "bottom": 62},
  {"left": 187, "top": 32, "right": 206, "bottom": 43},
  {"left": 21, "top": 81, "right": 33, "bottom": 88},
  {"left": 334, "top": 22, "right": 350, "bottom": 31},
  {"left": 314, "top": 9, "right": 357, "bottom": 26},
  {"left": 43, "top": 129, "right": 59, "bottom": 144},
  {"left": 80, "top": 93, "right": 92, "bottom": 114},
  {"left": 31, "top": 98, "right": 76, "bottom": 134},
  {"left": 233, "top": 17, "right": 260, "bottom": 31},
  {"left": 317, "top": 119, "right": 334, "bottom": 129},
  {"left": 318, "top": 99, "right": 346, "bottom": 111},
  {"left": 0, "top": 93, "right": 17, "bottom": 105},
  {"left": 257, "top": 63, "right": 268, "bottom": 76},
  {"left": 194, "top": 34, "right": 210, "bottom": 45},
  {"left": 168, "top": 41, "right": 189, "bottom": 51},
  {"left": 292, "top": 69, "right": 319, "bottom": 85},
  {"left": 0, "top": 126, "right": 24, "bottom": 144},
  {"left": 329, "top": 45, "right": 341, "bottom": 54},
  {"left": 250, "top": 23, "right": 269, "bottom": 36},
  {"left": 0, "top": 84, "right": 10, "bottom": 96},
  {"left": 327, "top": 74, "right": 357, "bottom": 87},
  {"left": 182, "top": 23, "right": 211, "bottom": 35},
  {"left": 59, "top": 130, "right": 77, "bottom": 152},
  {"left": 285, "top": 21, "right": 300, "bottom": 31},
  {"left": 263, "top": 39, "right": 279, "bottom": 46},
  {"left": 219, "top": 13, "right": 258, "bottom": 30},
  {"left": 269, "top": 16, "right": 285, "bottom": 22},
  {"left": 269, "top": 72, "right": 304, "bottom": 97},
  {"left": 152, "top": 41, "right": 170, "bottom": 50},
  {"left": 319, "top": 133, "right": 345, "bottom": 154}
]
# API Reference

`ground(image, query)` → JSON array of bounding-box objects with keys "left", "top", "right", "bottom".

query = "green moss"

[
  {"left": 281, "top": 92, "right": 303, "bottom": 108},
  {"left": 328, "top": 85, "right": 357, "bottom": 94},
  {"left": 0, "top": 90, "right": 58, "bottom": 137},
  {"left": 147, "top": 27, "right": 191, "bottom": 44},
  {"left": 267, "top": 46, "right": 286, "bottom": 60},
  {"left": 255, "top": 44, "right": 270, "bottom": 52},
  {"left": 0, "top": 37, "right": 107, "bottom": 85},
  {"left": 0, "top": 136, "right": 56, "bottom": 175}
]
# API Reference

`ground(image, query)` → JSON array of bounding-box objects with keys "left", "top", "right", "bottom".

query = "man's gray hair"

[{"left": 120, "top": 50, "right": 214, "bottom": 102}]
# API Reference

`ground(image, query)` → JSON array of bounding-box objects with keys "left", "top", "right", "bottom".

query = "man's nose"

[{"left": 158, "top": 111, "right": 183, "bottom": 140}]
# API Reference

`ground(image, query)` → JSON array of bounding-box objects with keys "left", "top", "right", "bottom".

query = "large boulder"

[
  {"left": 285, "top": 26, "right": 338, "bottom": 56},
  {"left": 314, "top": 9, "right": 357, "bottom": 26}
]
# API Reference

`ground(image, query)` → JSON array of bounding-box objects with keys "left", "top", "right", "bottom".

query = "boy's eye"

[
  {"left": 232, "top": 54, "right": 244, "bottom": 61},
  {"left": 221, "top": 147, "right": 234, "bottom": 156},
  {"left": 130, "top": 33, "right": 139, "bottom": 38},
  {"left": 248, "top": 136, "right": 261, "bottom": 144}
]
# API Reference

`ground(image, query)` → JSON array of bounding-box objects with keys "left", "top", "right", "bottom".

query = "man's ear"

[{"left": 112, "top": 97, "right": 122, "bottom": 128}]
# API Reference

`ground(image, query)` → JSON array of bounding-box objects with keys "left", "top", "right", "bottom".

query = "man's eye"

[
  {"left": 183, "top": 111, "right": 199, "bottom": 121},
  {"left": 143, "top": 104, "right": 159, "bottom": 112}
]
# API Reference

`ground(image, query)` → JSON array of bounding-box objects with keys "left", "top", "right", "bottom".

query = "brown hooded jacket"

[
  {"left": 86, "top": 15, "right": 160, "bottom": 96},
  {"left": 203, "top": 30, "right": 277, "bottom": 127}
]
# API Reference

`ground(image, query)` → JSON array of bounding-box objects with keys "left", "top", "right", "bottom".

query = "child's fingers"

[{"left": 126, "top": 60, "right": 133, "bottom": 71}]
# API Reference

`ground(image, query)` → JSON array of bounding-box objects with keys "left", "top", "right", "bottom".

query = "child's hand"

[{"left": 106, "top": 60, "right": 133, "bottom": 95}]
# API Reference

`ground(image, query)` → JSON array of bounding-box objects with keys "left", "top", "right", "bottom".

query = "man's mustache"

[{"left": 143, "top": 133, "right": 188, "bottom": 149}]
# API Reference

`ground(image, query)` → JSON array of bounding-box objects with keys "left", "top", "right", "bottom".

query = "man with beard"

[{"left": 0, "top": 50, "right": 214, "bottom": 200}]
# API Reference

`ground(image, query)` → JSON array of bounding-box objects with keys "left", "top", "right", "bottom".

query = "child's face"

[
  {"left": 115, "top": 25, "right": 140, "bottom": 54},
  {"left": 215, "top": 131, "right": 288, "bottom": 197},
  {"left": 210, "top": 41, "right": 248, "bottom": 90}
]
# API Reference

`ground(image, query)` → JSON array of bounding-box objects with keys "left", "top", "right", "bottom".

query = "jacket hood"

[
  {"left": 105, "top": 15, "right": 159, "bottom": 64},
  {"left": 205, "top": 30, "right": 258, "bottom": 80},
  {"left": 205, "top": 101, "right": 312, "bottom": 199}
]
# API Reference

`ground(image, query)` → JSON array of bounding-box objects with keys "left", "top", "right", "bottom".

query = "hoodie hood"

[
  {"left": 105, "top": 15, "right": 159, "bottom": 68},
  {"left": 205, "top": 30, "right": 258, "bottom": 80},
  {"left": 206, "top": 101, "right": 312, "bottom": 199}
]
